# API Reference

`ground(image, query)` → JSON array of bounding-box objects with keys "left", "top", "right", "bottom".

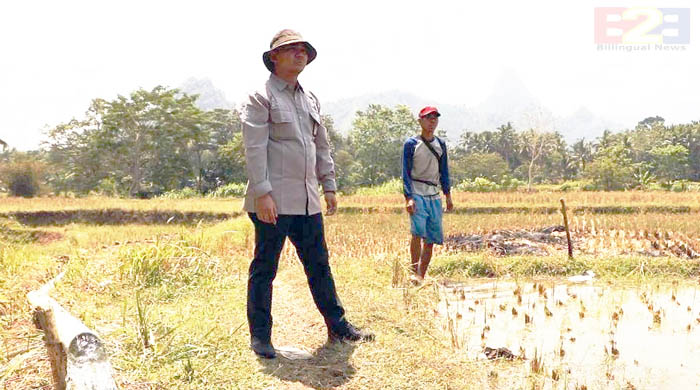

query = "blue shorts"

[{"left": 410, "top": 194, "right": 443, "bottom": 244}]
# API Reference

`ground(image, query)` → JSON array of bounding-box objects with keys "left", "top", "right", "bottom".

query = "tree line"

[{"left": 1, "top": 86, "right": 699, "bottom": 197}]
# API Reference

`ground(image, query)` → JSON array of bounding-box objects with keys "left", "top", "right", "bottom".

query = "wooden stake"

[{"left": 560, "top": 198, "right": 574, "bottom": 259}]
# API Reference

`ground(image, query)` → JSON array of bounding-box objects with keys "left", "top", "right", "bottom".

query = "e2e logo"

[{"left": 594, "top": 8, "right": 690, "bottom": 44}]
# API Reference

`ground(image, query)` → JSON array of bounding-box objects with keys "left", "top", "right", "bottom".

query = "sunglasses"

[{"left": 422, "top": 113, "right": 440, "bottom": 119}]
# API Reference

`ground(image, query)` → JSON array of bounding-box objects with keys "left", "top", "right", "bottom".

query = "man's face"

[
  {"left": 419, "top": 113, "right": 439, "bottom": 134},
  {"left": 270, "top": 43, "right": 308, "bottom": 75}
]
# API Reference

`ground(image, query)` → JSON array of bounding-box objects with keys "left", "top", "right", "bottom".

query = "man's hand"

[
  {"left": 255, "top": 193, "right": 278, "bottom": 224},
  {"left": 445, "top": 194, "right": 454, "bottom": 213},
  {"left": 324, "top": 191, "right": 337, "bottom": 216},
  {"left": 406, "top": 198, "right": 416, "bottom": 215}
]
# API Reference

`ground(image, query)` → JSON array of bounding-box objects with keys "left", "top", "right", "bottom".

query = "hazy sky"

[{"left": 1, "top": 0, "right": 698, "bottom": 150}]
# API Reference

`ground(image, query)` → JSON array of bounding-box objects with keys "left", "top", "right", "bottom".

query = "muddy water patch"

[{"left": 438, "top": 280, "right": 700, "bottom": 389}]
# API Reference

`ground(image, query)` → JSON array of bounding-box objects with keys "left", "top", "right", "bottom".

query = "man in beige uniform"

[{"left": 242, "top": 29, "right": 373, "bottom": 359}]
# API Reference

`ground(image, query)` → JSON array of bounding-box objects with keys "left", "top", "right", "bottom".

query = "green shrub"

[
  {"left": 95, "top": 177, "right": 122, "bottom": 197},
  {"left": 671, "top": 180, "right": 690, "bottom": 192},
  {"left": 647, "top": 182, "right": 667, "bottom": 191},
  {"left": 455, "top": 177, "right": 498, "bottom": 192},
  {"left": 581, "top": 182, "right": 598, "bottom": 191},
  {"left": 687, "top": 182, "right": 700, "bottom": 192},
  {"left": 559, "top": 182, "right": 574, "bottom": 192},
  {"left": 0, "top": 161, "right": 43, "bottom": 197},
  {"left": 159, "top": 187, "right": 201, "bottom": 199},
  {"left": 353, "top": 178, "right": 403, "bottom": 196},
  {"left": 559, "top": 180, "right": 593, "bottom": 192},
  {"left": 499, "top": 176, "right": 525, "bottom": 190},
  {"left": 207, "top": 182, "right": 247, "bottom": 198}
]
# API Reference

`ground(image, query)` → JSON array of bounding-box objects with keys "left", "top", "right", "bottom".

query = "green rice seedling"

[
  {"left": 120, "top": 245, "right": 168, "bottom": 288},
  {"left": 180, "top": 358, "right": 195, "bottom": 383},
  {"left": 135, "top": 290, "right": 153, "bottom": 350}
]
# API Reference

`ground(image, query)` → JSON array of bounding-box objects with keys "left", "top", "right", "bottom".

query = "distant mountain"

[
  {"left": 476, "top": 68, "right": 541, "bottom": 123},
  {"left": 324, "top": 71, "right": 622, "bottom": 144},
  {"left": 559, "top": 106, "right": 623, "bottom": 142},
  {"left": 180, "top": 78, "right": 232, "bottom": 110},
  {"left": 186, "top": 72, "right": 623, "bottom": 144}
]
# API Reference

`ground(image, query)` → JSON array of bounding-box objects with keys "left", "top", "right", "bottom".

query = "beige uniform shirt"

[{"left": 242, "top": 74, "right": 336, "bottom": 215}]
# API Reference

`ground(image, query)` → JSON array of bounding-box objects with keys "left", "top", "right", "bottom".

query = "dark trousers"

[{"left": 247, "top": 213, "right": 346, "bottom": 341}]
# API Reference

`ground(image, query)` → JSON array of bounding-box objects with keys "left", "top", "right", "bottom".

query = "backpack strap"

[
  {"left": 410, "top": 136, "right": 443, "bottom": 188},
  {"left": 412, "top": 178, "right": 438, "bottom": 187},
  {"left": 420, "top": 136, "right": 443, "bottom": 171}
]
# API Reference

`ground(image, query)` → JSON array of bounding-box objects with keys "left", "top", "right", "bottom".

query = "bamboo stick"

[
  {"left": 560, "top": 198, "right": 574, "bottom": 259},
  {"left": 27, "top": 272, "right": 117, "bottom": 390}
]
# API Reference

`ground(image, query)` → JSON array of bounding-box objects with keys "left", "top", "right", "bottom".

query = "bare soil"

[{"left": 445, "top": 226, "right": 700, "bottom": 259}]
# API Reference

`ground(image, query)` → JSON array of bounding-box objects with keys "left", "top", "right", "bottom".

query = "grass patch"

[{"left": 431, "top": 252, "right": 700, "bottom": 280}]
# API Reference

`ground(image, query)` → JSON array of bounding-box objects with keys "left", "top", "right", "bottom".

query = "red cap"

[{"left": 419, "top": 106, "right": 440, "bottom": 118}]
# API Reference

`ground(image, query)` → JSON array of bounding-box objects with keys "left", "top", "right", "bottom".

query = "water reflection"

[{"left": 439, "top": 280, "right": 700, "bottom": 389}]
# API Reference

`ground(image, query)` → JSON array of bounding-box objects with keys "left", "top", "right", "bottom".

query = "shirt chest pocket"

[{"left": 269, "top": 108, "right": 297, "bottom": 140}]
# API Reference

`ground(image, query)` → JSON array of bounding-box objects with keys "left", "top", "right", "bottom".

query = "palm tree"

[
  {"left": 570, "top": 138, "right": 594, "bottom": 174},
  {"left": 495, "top": 122, "right": 518, "bottom": 170}
]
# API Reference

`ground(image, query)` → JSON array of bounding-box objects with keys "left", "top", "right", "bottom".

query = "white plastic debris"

[
  {"left": 567, "top": 270, "right": 596, "bottom": 283},
  {"left": 275, "top": 346, "right": 313, "bottom": 360}
]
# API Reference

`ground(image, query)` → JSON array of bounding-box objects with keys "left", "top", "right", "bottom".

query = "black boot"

[
  {"left": 251, "top": 337, "right": 276, "bottom": 359},
  {"left": 328, "top": 323, "right": 375, "bottom": 343}
]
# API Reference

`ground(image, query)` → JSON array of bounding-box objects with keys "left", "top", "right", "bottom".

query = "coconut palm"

[{"left": 570, "top": 138, "right": 594, "bottom": 174}]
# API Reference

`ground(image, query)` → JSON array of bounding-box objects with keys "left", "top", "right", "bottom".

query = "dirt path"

[{"left": 256, "top": 248, "right": 359, "bottom": 389}]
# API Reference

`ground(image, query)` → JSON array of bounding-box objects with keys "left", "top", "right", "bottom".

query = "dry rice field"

[{"left": 2, "top": 191, "right": 700, "bottom": 389}]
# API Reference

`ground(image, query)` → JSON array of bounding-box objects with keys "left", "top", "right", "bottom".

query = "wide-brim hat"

[{"left": 262, "top": 29, "right": 317, "bottom": 72}]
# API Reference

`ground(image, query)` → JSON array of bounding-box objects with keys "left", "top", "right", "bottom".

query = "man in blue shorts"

[{"left": 402, "top": 106, "right": 453, "bottom": 282}]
